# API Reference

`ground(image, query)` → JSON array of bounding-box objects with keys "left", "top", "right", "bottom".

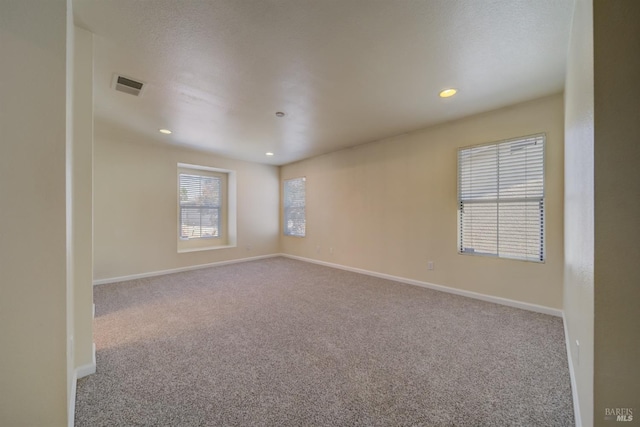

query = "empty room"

[{"left": 1, "top": 1, "right": 639, "bottom": 426}]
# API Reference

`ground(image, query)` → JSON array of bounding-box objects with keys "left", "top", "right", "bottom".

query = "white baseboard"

[
  {"left": 563, "top": 314, "right": 582, "bottom": 427},
  {"left": 76, "top": 342, "right": 96, "bottom": 379},
  {"left": 69, "top": 370, "right": 77, "bottom": 427},
  {"left": 94, "top": 251, "right": 562, "bottom": 314},
  {"left": 70, "top": 343, "right": 96, "bottom": 426},
  {"left": 281, "top": 254, "right": 563, "bottom": 317},
  {"left": 93, "top": 254, "right": 280, "bottom": 285}
]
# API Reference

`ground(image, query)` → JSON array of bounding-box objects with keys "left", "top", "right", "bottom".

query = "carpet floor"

[{"left": 76, "top": 257, "right": 574, "bottom": 426}]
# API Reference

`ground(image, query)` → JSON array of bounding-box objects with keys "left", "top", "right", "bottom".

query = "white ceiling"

[{"left": 73, "top": 0, "right": 575, "bottom": 166}]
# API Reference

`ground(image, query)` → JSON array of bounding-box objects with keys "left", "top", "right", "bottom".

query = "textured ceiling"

[{"left": 73, "top": 0, "right": 575, "bottom": 166}]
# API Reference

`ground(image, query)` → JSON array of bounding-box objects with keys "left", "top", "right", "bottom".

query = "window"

[
  {"left": 283, "top": 177, "right": 306, "bottom": 237},
  {"left": 177, "top": 163, "right": 237, "bottom": 252},
  {"left": 179, "top": 173, "right": 222, "bottom": 239},
  {"left": 458, "top": 134, "right": 545, "bottom": 262}
]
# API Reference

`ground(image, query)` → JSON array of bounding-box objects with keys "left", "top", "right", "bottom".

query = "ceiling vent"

[{"left": 112, "top": 74, "right": 145, "bottom": 97}]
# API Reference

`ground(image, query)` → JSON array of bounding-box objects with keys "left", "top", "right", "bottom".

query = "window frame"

[
  {"left": 457, "top": 134, "right": 546, "bottom": 263},
  {"left": 177, "top": 163, "right": 237, "bottom": 252},
  {"left": 283, "top": 177, "right": 306, "bottom": 237}
]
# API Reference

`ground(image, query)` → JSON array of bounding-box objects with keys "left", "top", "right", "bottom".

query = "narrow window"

[
  {"left": 283, "top": 177, "right": 306, "bottom": 237},
  {"left": 458, "top": 134, "right": 545, "bottom": 262}
]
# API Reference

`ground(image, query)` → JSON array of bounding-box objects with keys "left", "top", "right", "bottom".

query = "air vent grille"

[{"left": 112, "top": 74, "right": 145, "bottom": 96}]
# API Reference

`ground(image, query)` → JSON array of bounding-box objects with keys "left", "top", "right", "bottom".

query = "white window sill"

[{"left": 178, "top": 244, "right": 236, "bottom": 254}]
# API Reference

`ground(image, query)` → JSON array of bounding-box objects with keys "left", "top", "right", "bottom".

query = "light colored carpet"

[{"left": 76, "top": 257, "right": 574, "bottom": 426}]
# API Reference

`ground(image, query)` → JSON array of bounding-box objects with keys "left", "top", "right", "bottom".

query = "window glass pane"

[
  {"left": 497, "top": 200, "right": 544, "bottom": 261},
  {"left": 179, "top": 174, "right": 221, "bottom": 240},
  {"left": 284, "top": 177, "right": 306, "bottom": 237},
  {"left": 459, "top": 202, "right": 498, "bottom": 256},
  {"left": 497, "top": 137, "right": 544, "bottom": 199},
  {"left": 200, "top": 208, "right": 219, "bottom": 238},
  {"left": 459, "top": 144, "right": 498, "bottom": 201}
]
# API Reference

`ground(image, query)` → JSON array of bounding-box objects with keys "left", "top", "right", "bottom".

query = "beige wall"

[
  {"left": 593, "top": 0, "right": 640, "bottom": 423},
  {"left": 93, "top": 120, "right": 280, "bottom": 280},
  {"left": 281, "top": 94, "right": 564, "bottom": 309},
  {"left": 0, "top": 0, "right": 70, "bottom": 425},
  {"left": 564, "top": 0, "right": 595, "bottom": 425}
]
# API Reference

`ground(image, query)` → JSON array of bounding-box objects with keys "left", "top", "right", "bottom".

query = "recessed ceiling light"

[
  {"left": 439, "top": 88, "right": 457, "bottom": 98},
  {"left": 266, "top": 152, "right": 275, "bottom": 156},
  {"left": 159, "top": 129, "right": 172, "bottom": 134},
  {"left": 275, "top": 112, "right": 285, "bottom": 118}
]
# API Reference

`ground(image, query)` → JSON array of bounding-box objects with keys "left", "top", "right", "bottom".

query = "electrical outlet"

[
  {"left": 427, "top": 261, "right": 434, "bottom": 270},
  {"left": 316, "top": 245, "right": 321, "bottom": 254},
  {"left": 246, "top": 244, "right": 252, "bottom": 251},
  {"left": 329, "top": 247, "right": 334, "bottom": 254}
]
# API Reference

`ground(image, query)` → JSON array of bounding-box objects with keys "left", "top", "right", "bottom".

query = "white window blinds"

[
  {"left": 284, "top": 177, "right": 306, "bottom": 237},
  {"left": 458, "top": 134, "right": 545, "bottom": 262},
  {"left": 179, "top": 173, "right": 221, "bottom": 239}
]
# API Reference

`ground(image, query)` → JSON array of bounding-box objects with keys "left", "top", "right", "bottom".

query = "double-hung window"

[
  {"left": 283, "top": 177, "right": 306, "bottom": 237},
  {"left": 177, "top": 163, "right": 236, "bottom": 252},
  {"left": 458, "top": 134, "right": 545, "bottom": 262},
  {"left": 179, "top": 173, "right": 222, "bottom": 239}
]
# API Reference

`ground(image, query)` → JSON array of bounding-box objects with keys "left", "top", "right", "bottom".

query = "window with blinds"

[
  {"left": 179, "top": 173, "right": 222, "bottom": 239},
  {"left": 458, "top": 134, "right": 545, "bottom": 262},
  {"left": 284, "top": 177, "right": 306, "bottom": 237}
]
